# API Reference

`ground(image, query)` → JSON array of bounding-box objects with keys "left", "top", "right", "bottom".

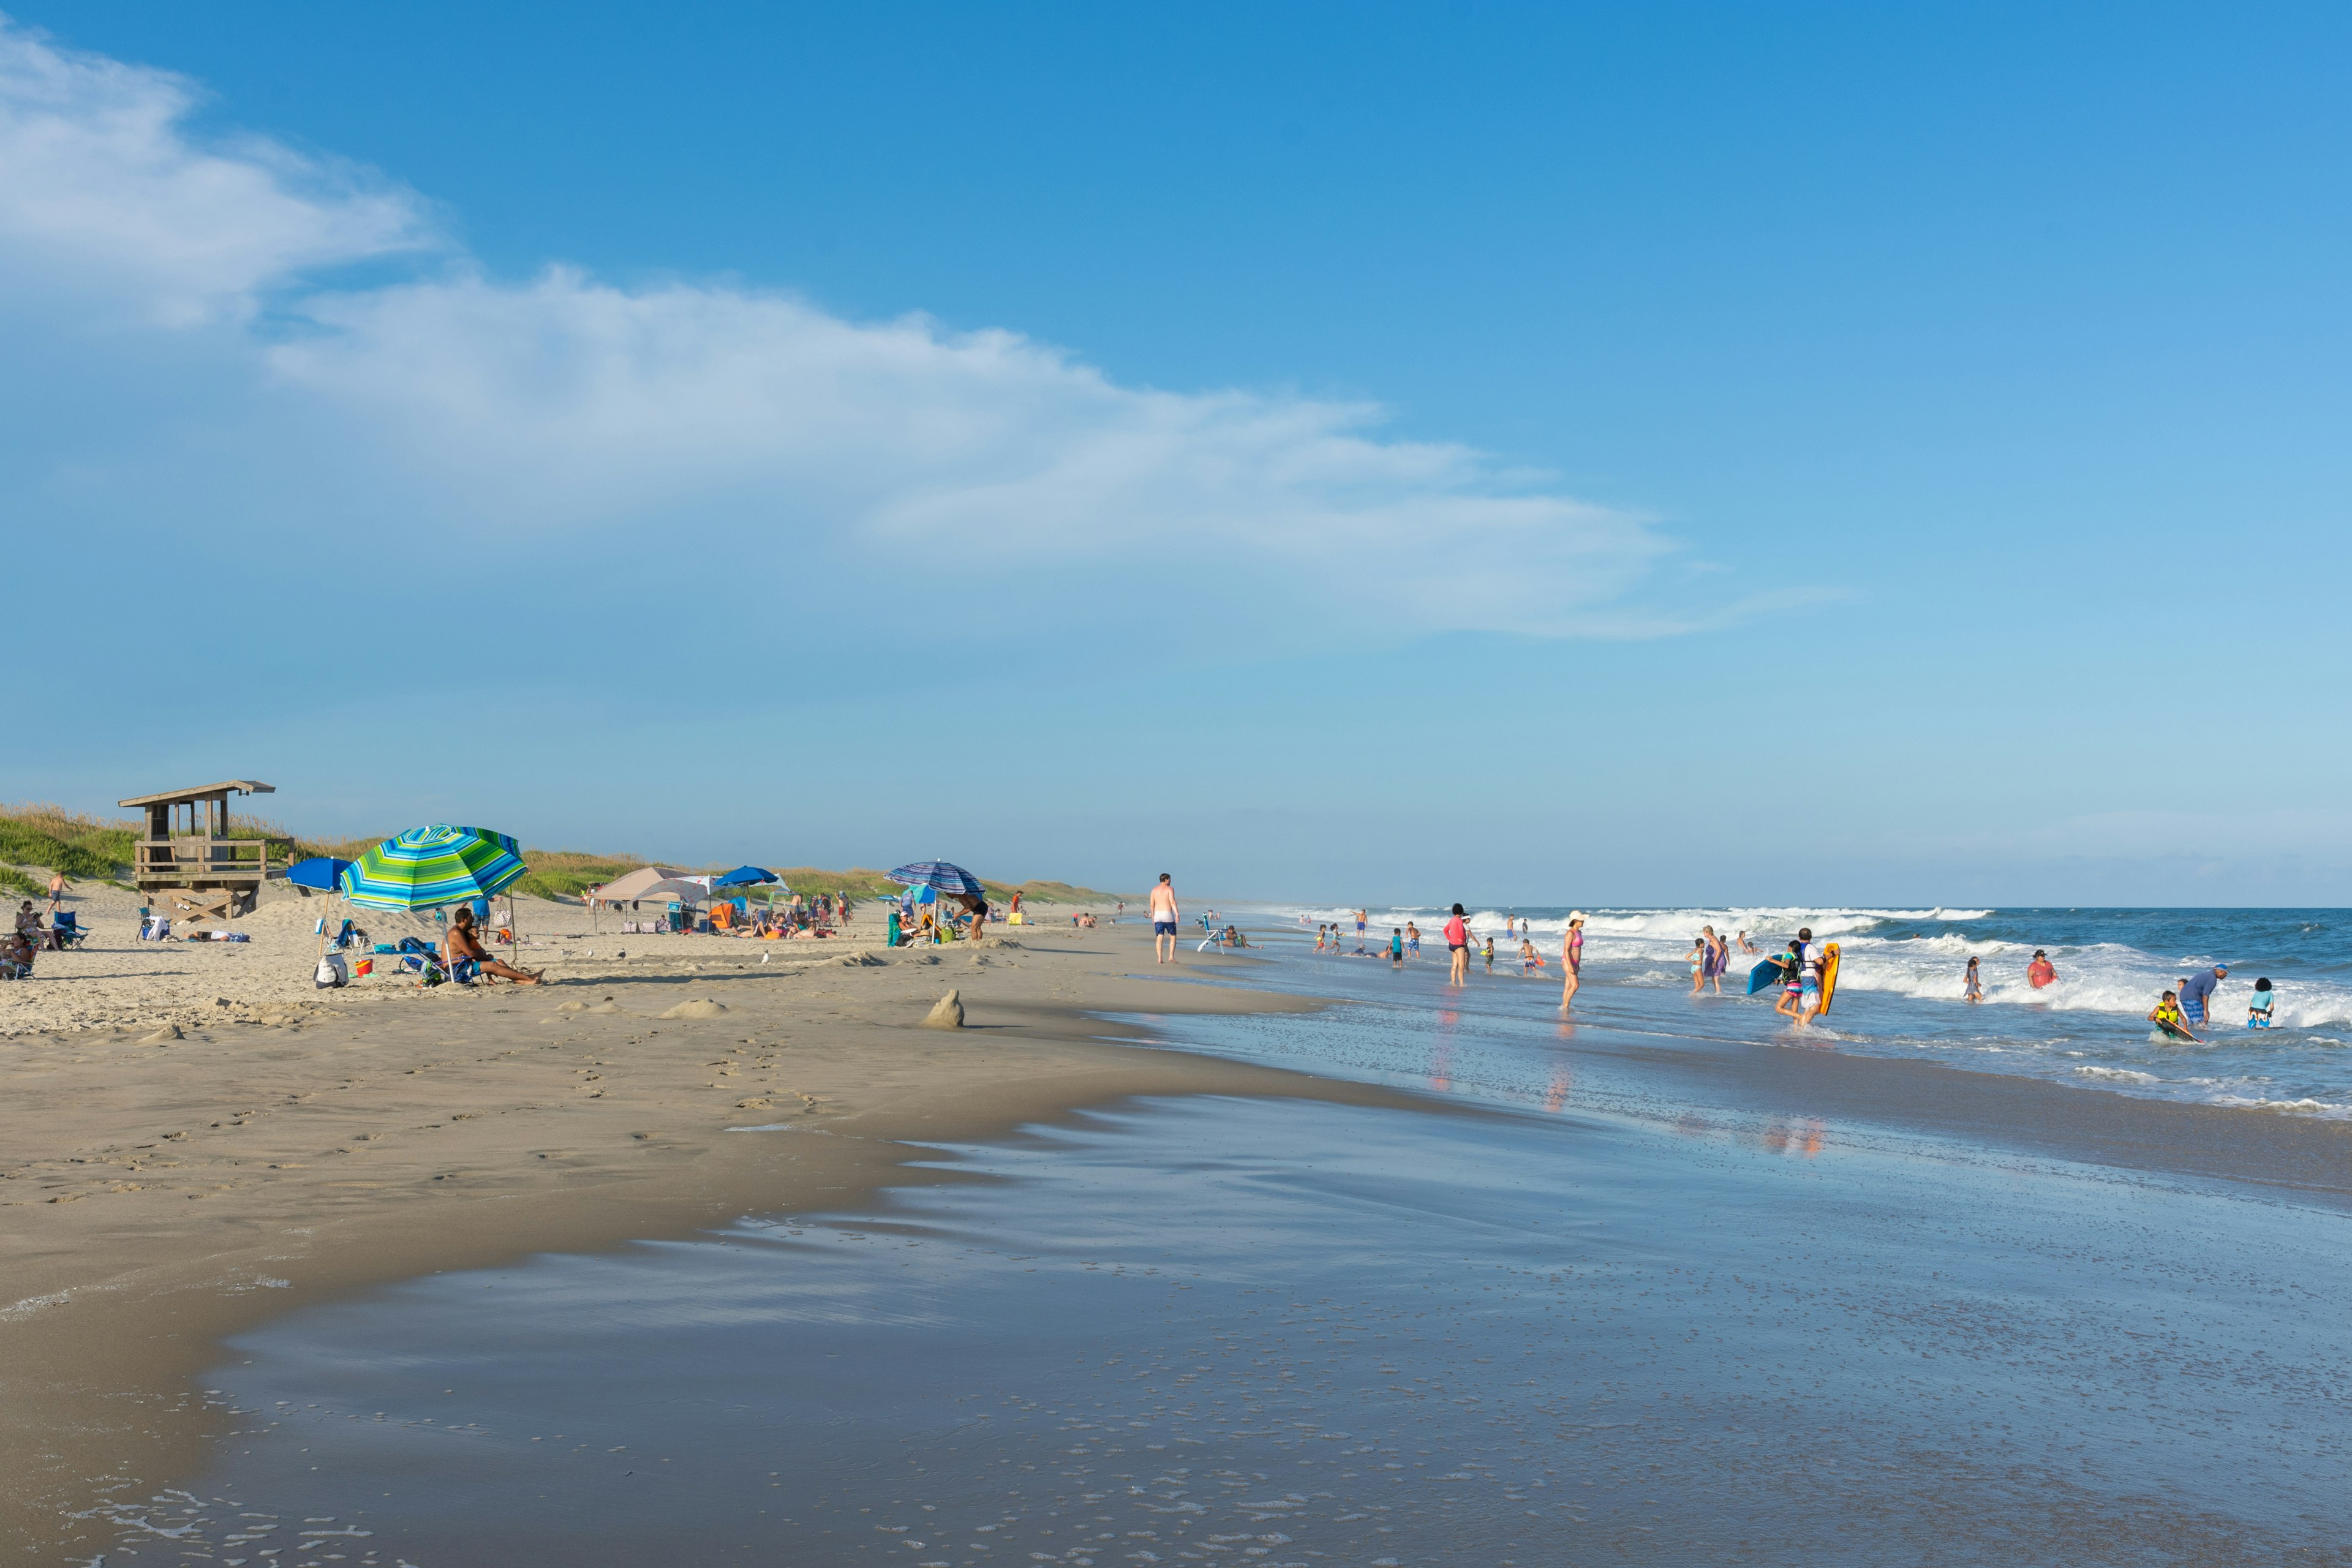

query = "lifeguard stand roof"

[{"left": 118, "top": 781, "right": 276, "bottom": 809}]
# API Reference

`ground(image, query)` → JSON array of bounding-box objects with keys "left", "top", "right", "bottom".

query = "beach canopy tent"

[
  {"left": 337, "top": 825, "right": 527, "bottom": 912},
  {"left": 712, "top": 865, "right": 783, "bottom": 891},
  {"left": 888, "top": 861, "right": 984, "bottom": 898},
  {"left": 285, "top": 856, "right": 355, "bottom": 891},
  {"left": 589, "top": 865, "right": 703, "bottom": 905}
]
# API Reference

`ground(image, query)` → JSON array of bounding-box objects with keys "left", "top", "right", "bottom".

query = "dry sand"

[{"left": 0, "top": 892, "right": 1384, "bottom": 1560}]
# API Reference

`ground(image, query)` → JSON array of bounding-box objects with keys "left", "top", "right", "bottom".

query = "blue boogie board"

[{"left": 1747, "top": 959, "right": 1789, "bottom": 996}]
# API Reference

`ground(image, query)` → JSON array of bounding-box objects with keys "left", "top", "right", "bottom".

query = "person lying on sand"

[{"left": 444, "top": 907, "right": 544, "bottom": 984}]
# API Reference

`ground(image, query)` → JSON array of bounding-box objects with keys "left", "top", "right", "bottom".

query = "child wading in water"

[
  {"left": 1773, "top": 943, "right": 1807, "bottom": 1024},
  {"left": 1518, "top": 937, "right": 1542, "bottom": 976},
  {"left": 2150, "top": 989, "right": 2198, "bottom": 1039},
  {"left": 1962, "top": 956, "right": 1984, "bottom": 1003},
  {"left": 1406, "top": 921, "right": 1422, "bottom": 959},
  {"left": 1482, "top": 934, "right": 1496, "bottom": 973},
  {"left": 1389, "top": 927, "right": 1405, "bottom": 969},
  {"left": 2248, "top": 978, "right": 2275, "bottom": 1028}
]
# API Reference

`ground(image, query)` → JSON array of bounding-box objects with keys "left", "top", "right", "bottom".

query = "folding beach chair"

[{"left": 48, "top": 911, "right": 91, "bottom": 951}]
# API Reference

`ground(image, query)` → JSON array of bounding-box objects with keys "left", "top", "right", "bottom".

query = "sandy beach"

[
  {"left": 10, "top": 889, "right": 2352, "bottom": 1564},
  {"left": 0, "top": 900, "right": 1409, "bottom": 1560}
]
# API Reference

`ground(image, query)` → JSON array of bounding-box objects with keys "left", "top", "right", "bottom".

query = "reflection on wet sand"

[{"left": 165, "top": 1095, "right": 2352, "bottom": 1567}]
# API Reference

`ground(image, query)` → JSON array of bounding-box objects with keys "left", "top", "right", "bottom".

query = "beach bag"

[{"left": 315, "top": 953, "right": 348, "bottom": 989}]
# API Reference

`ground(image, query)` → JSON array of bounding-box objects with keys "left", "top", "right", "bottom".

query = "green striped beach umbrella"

[{"left": 337, "top": 824, "right": 527, "bottom": 911}]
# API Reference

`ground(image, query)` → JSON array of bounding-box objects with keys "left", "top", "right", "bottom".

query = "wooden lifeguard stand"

[{"left": 119, "top": 779, "right": 278, "bottom": 925}]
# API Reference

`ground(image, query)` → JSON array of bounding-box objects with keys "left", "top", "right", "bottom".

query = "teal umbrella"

[{"left": 338, "top": 824, "right": 527, "bottom": 911}]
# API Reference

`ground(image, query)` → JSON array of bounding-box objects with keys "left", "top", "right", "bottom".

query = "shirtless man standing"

[{"left": 1150, "top": 873, "right": 1180, "bottom": 964}]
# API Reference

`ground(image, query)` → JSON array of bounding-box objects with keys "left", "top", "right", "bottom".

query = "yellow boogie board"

[{"left": 1814, "top": 941, "right": 1842, "bottom": 1015}]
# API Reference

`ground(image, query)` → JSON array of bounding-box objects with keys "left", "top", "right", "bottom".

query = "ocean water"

[
  {"left": 1248, "top": 905, "right": 2352, "bottom": 1117},
  {"left": 91, "top": 1094, "right": 2352, "bottom": 1566}
]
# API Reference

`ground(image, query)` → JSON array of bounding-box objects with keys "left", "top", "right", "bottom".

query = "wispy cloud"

[
  {"left": 0, "top": 20, "right": 431, "bottom": 326},
  {"left": 0, "top": 15, "right": 1757, "bottom": 643}
]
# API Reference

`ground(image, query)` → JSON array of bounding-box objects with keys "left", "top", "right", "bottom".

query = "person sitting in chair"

[
  {"left": 444, "top": 907, "right": 544, "bottom": 984},
  {"left": 1, "top": 929, "right": 32, "bottom": 979}
]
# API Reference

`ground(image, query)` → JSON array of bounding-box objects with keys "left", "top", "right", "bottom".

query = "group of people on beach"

[
  {"left": 1304, "top": 905, "right": 1591, "bottom": 1008},
  {"left": 1684, "top": 927, "right": 1760, "bottom": 995},
  {"left": 2146, "top": 965, "right": 2275, "bottom": 1039},
  {"left": 1954, "top": 949, "right": 2277, "bottom": 1038}
]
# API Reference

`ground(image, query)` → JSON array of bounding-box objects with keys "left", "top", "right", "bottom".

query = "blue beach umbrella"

[
  {"left": 338, "top": 824, "right": 529, "bottom": 911},
  {"left": 713, "top": 865, "right": 783, "bottom": 890},
  {"left": 888, "top": 861, "right": 984, "bottom": 897},
  {"left": 285, "top": 856, "right": 355, "bottom": 891}
]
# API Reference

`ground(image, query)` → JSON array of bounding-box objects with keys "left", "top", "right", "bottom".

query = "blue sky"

[{"left": 7, "top": 3, "right": 2350, "bottom": 904}]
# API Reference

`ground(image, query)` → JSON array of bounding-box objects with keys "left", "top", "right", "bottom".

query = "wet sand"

[
  {"left": 0, "top": 919, "right": 1411, "bottom": 1561},
  {"left": 15, "top": 913, "right": 2352, "bottom": 1562}
]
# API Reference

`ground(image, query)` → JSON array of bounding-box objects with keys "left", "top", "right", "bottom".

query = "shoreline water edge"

[{"left": 7, "top": 903, "right": 2350, "bottom": 1559}]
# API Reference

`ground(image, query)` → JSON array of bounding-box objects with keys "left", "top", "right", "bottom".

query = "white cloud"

[
  {"left": 0, "top": 14, "right": 1722, "bottom": 639},
  {"left": 0, "top": 17, "right": 430, "bottom": 325}
]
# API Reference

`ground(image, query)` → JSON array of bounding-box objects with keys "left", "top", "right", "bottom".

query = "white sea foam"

[
  {"left": 1256, "top": 900, "right": 2352, "bottom": 1030},
  {"left": 2074, "top": 1066, "right": 2162, "bottom": 1085}
]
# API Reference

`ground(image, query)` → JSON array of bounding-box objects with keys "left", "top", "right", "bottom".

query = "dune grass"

[{"left": 0, "top": 803, "right": 143, "bottom": 881}]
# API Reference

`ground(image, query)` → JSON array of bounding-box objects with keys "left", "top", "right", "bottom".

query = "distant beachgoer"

[
  {"left": 1390, "top": 928, "right": 1404, "bottom": 968},
  {"left": 1, "top": 929, "right": 33, "bottom": 979},
  {"left": 1314, "top": 924, "right": 1328, "bottom": 952},
  {"left": 1483, "top": 934, "right": 1496, "bottom": 973},
  {"left": 1406, "top": 921, "right": 1422, "bottom": 958},
  {"left": 1519, "top": 938, "right": 1540, "bottom": 975},
  {"left": 1150, "top": 874, "right": 1180, "bottom": 964},
  {"left": 445, "top": 908, "right": 543, "bottom": 984},
  {"left": 1800, "top": 954, "right": 1825, "bottom": 1023},
  {"left": 2179, "top": 965, "right": 2226, "bottom": 1027},
  {"left": 2248, "top": 978, "right": 2275, "bottom": 1028},
  {"left": 1703, "top": 925, "right": 1728, "bottom": 995},
  {"left": 14, "top": 902, "right": 41, "bottom": 941},
  {"left": 46, "top": 872, "right": 69, "bottom": 916},
  {"left": 1559, "top": 913, "right": 1586, "bottom": 1008},
  {"left": 1738, "top": 930, "right": 1758, "bottom": 954},
  {"left": 1963, "top": 956, "right": 1983, "bottom": 1003},
  {"left": 2027, "top": 949, "right": 2056, "bottom": 988},
  {"left": 1686, "top": 935, "right": 1706, "bottom": 995},
  {"left": 1444, "top": 904, "right": 1471, "bottom": 986},
  {"left": 1356, "top": 908, "right": 1368, "bottom": 948}
]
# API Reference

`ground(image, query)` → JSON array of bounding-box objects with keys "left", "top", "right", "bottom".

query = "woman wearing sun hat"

[{"left": 1559, "top": 911, "right": 1587, "bottom": 1008}]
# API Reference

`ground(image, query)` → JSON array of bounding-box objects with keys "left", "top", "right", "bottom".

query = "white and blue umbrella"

[{"left": 888, "top": 861, "right": 984, "bottom": 898}]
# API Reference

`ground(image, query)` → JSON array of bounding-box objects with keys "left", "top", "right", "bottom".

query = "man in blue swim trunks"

[
  {"left": 2178, "top": 964, "right": 2226, "bottom": 1026},
  {"left": 1150, "top": 873, "right": 1180, "bottom": 965}
]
